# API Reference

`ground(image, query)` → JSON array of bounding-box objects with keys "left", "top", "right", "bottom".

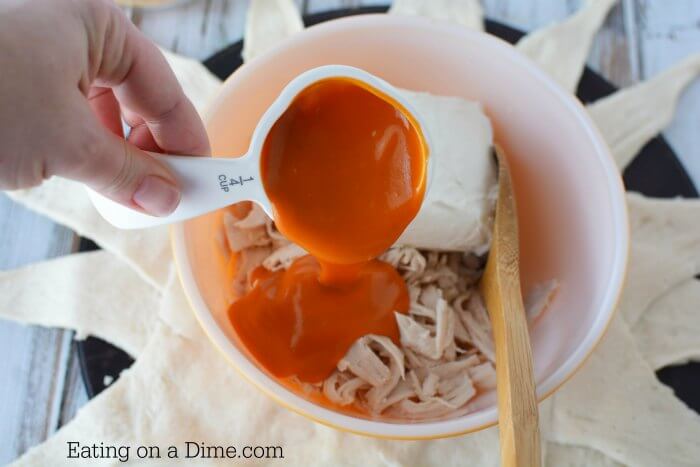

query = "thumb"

[
  {"left": 92, "top": 137, "right": 182, "bottom": 217},
  {"left": 56, "top": 103, "right": 181, "bottom": 217}
]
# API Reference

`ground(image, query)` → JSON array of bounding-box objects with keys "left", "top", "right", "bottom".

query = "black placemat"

[{"left": 78, "top": 6, "right": 700, "bottom": 415}]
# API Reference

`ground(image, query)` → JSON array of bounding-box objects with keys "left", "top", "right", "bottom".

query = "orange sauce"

[{"left": 228, "top": 78, "right": 428, "bottom": 383}]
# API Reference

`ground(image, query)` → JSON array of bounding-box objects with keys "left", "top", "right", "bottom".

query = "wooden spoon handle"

[
  {"left": 481, "top": 148, "right": 541, "bottom": 467},
  {"left": 483, "top": 269, "right": 541, "bottom": 467}
]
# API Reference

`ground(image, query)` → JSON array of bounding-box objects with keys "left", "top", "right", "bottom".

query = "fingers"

[
  {"left": 123, "top": 114, "right": 161, "bottom": 153},
  {"left": 55, "top": 97, "right": 181, "bottom": 217},
  {"left": 73, "top": 1, "right": 212, "bottom": 217},
  {"left": 88, "top": 87, "right": 124, "bottom": 138},
  {"left": 89, "top": 87, "right": 160, "bottom": 153},
  {"left": 85, "top": 87, "right": 179, "bottom": 215},
  {"left": 92, "top": 3, "right": 210, "bottom": 157},
  {"left": 42, "top": 2, "right": 210, "bottom": 216}
]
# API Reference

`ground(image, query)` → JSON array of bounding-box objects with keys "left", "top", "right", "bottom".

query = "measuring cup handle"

[{"left": 88, "top": 153, "right": 269, "bottom": 229}]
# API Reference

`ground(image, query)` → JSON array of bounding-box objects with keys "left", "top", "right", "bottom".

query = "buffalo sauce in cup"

[{"left": 228, "top": 77, "right": 428, "bottom": 383}]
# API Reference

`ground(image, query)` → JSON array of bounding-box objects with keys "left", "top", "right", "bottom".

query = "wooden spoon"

[{"left": 480, "top": 146, "right": 541, "bottom": 467}]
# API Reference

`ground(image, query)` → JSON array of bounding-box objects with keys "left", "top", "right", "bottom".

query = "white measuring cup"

[{"left": 88, "top": 65, "right": 432, "bottom": 229}]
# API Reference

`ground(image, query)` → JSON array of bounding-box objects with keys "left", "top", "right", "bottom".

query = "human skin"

[{"left": 0, "top": 0, "right": 210, "bottom": 216}]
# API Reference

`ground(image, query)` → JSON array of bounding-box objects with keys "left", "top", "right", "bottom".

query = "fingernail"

[{"left": 133, "top": 175, "right": 181, "bottom": 216}]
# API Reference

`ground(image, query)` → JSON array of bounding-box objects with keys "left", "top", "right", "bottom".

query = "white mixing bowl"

[{"left": 172, "top": 14, "right": 628, "bottom": 439}]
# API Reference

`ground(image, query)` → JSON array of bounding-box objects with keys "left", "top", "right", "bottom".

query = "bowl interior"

[{"left": 175, "top": 14, "right": 627, "bottom": 438}]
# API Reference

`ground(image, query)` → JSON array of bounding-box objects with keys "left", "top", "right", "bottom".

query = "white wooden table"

[{"left": 0, "top": 0, "right": 698, "bottom": 463}]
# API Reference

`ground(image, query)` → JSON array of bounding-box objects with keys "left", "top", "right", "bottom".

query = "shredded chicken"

[
  {"left": 223, "top": 211, "right": 271, "bottom": 253},
  {"left": 232, "top": 203, "right": 269, "bottom": 229},
  {"left": 222, "top": 205, "right": 555, "bottom": 421},
  {"left": 262, "top": 243, "right": 306, "bottom": 271}
]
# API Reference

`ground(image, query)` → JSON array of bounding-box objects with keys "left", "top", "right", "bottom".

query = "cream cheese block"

[{"left": 397, "top": 90, "right": 496, "bottom": 253}]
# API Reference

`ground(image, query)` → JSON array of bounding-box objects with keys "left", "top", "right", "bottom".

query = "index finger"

[{"left": 92, "top": 4, "right": 210, "bottom": 156}]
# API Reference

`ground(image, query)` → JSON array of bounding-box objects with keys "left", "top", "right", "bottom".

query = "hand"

[{"left": 0, "top": 0, "right": 210, "bottom": 216}]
